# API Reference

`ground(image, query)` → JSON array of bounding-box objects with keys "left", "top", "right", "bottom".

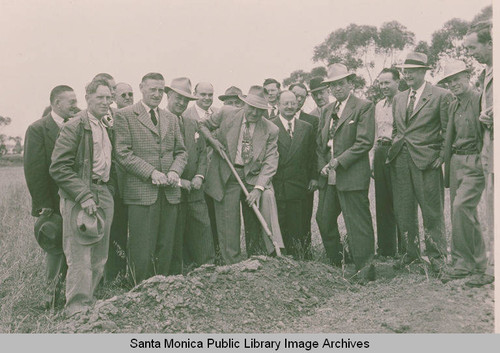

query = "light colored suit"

[
  {"left": 114, "top": 101, "right": 187, "bottom": 283},
  {"left": 200, "top": 106, "right": 283, "bottom": 264},
  {"left": 388, "top": 82, "right": 452, "bottom": 263}
]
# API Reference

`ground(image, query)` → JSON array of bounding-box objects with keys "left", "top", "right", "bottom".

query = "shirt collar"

[
  {"left": 50, "top": 110, "right": 65, "bottom": 126},
  {"left": 411, "top": 81, "right": 426, "bottom": 97},
  {"left": 141, "top": 101, "right": 159, "bottom": 115},
  {"left": 383, "top": 96, "right": 394, "bottom": 107},
  {"left": 194, "top": 103, "right": 212, "bottom": 118},
  {"left": 279, "top": 114, "right": 295, "bottom": 130}
]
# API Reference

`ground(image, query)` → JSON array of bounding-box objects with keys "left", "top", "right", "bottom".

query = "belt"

[
  {"left": 376, "top": 139, "right": 392, "bottom": 147},
  {"left": 452, "top": 148, "right": 479, "bottom": 155},
  {"left": 92, "top": 179, "right": 108, "bottom": 185}
]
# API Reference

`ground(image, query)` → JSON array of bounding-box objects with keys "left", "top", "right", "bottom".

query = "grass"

[{"left": 0, "top": 165, "right": 491, "bottom": 333}]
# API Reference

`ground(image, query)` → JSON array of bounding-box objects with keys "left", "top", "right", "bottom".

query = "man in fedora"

[
  {"left": 464, "top": 21, "right": 494, "bottom": 287},
  {"left": 114, "top": 73, "right": 187, "bottom": 284},
  {"left": 24, "top": 85, "right": 79, "bottom": 308},
  {"left": 308, "top": 77, "right": 330, "bottom": 120},
  {"left": 219, "top": 86, "right": 244, "bottom": 108},
  {"left": 165, "top": 77, "right": 215, "bottom": 268},
  {"left": 316, "top": 63, "right": 375, "bottom": 282},
  {"left": 50, "top": 79, "right": 115, "bottom": 316},
  {"left": 199, "top": 86, "right": 283, "bottom": 264},
  {"left": 388, "top": 52, "right": 452, "bottom": 273},
  {"left": 440, "top": 60, "right": 492, "bottom": 286}
]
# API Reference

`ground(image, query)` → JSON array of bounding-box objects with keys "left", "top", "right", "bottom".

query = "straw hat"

[
  {"left": 437, "top": 60, "right": 470, "bottom": 84},
  {"left": 323, "top": 64, "right": 356, "bottom": 84},
  {"left": 396, "top": 52, "right": 431, "bottom": 69}
]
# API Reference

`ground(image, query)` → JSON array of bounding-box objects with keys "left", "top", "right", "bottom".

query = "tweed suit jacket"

[
  {"left": 270, "top": 117, "right": 315, "bottom": 201},
  {"left": 24, "top": 113, "right": 62, "bottom": 216},
  {"left": 114, "top": 101, "right": 187, "bottom": 206},
  {"left": 387, "top": 82, "right": 452, "bottom": 170},
  {"left": 177, "top": 111, "right": 208, "bottom": 203},
  {"left": 443, "top": 89, "right": 483, "bottom": 188},
  {"left": 199, "top": 106, "right": 279, "bottom": 202},
  {"left": 317, "top": 94, "right": 375, "bottom": 191}
]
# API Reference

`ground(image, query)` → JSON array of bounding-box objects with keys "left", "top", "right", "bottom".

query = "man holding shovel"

[{"left": 199, "top": 85, "right": 283, "bottom": 265}]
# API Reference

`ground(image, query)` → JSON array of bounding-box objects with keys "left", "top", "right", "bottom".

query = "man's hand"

[
  {"left": 151, "top": 170, "right": 168, "bottom": 185},
  {"left": 320, "top": 164, "right": 330, "bottom": 177},
  {"left": 431, "top": 157, "right": 443, "bottom": 169},
  {"left": 308, "top": 179, "right": 318, "bottom": 192},
  {"left": 180, "top": 179, "right": 192, "bottom": 191},
  {"left": 39, "top": 208, "right": 53, "bottom": 216},
  {"left": 191, "top": 176, "right": 203, "bottom": 190},
  {"left": 329, "top": 158, "right": 340, "bottom": 170},
  {"left": 246, "top": 188, "right": 262, "bottom": 207},
  {"left": 81, "top": 198, "right": 97, "bottom": 215},
  {"left": 166, "top": 171, "right": 180, "bottom": 186}
]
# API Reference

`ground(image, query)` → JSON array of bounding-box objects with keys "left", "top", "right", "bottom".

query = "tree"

[
  {"left": 10, "top": 136, "right": 23, "bottom": 154},
  {"left": 376, "top": 21, "right": 415, "bottom": 66},
  {"left": 282, "top": 66, "right": 327, "bottom": 87},
  {"left": 471, "top": 5, "right": 492, "bottom": 24}
]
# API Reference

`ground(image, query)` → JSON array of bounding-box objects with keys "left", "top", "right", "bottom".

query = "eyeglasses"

[{"left": 120, "top": 92, "right": 133, "bottom": 98}]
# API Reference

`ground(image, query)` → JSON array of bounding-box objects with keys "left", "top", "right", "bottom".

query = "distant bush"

[{"left": 0, "top": 154, "right": 23, "bottom": 167}]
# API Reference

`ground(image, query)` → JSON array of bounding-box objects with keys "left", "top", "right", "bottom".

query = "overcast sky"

[{"left": 0, "top": 0, "right": 492, "bottom": 138}]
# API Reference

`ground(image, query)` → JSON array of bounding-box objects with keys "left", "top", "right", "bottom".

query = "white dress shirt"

[
  {"left": 279, "top": 114, "right": 295, "bottom": 136},
  {"left": 88, "top": 112, "right": 112, "bottom": 182},
  {"left": 407, "top": 82, "right": 426, "bottom": 108},
  {"left": 374, "top": 97, "right": 394, "bottom": 140},
  {"left": 51, "top": 111, "right": 65, "bottom": 127},
  {"left": 194, "top": 103, "right": 213, "bottom": 121}
]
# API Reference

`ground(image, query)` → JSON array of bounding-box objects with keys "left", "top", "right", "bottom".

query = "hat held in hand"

[
  {"left": 34, "top": 212, "right": 63, "bottom": 255},
  {"left": 70, "top": 205, "right": 106, "bottom": 245}
]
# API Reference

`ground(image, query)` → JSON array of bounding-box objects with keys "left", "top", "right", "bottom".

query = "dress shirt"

[
  {"left": 88, "top": 112, "right": 112, "bottom": 182},
  {"left": 194, "top": 103, "right": 213, "bottom": 121},
  {"left": 279, "top": 114, "right": 295, "bottom": 136},
  {"left": 452, "top": 90, "right": 480, "bottom": 152},
  {"left": 407, "top": 82, "right": 426, "bottom": 108},
  {"left": 51, "top": 111, "right": 65, "bottom": 127},
  {"left": 235, "top": 118, "right": 256, "bottom": 166},
  {"left": 374, "top": 97, "right": 394, "bottom": 140},
  {"left": 268, "top": 105, "right": 278, "bottom": 117},
  {"left": 141, "top": 101, "right": 159, "bottom": 122}
]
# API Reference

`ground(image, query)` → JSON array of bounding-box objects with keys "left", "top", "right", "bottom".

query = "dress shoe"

[
  {"left": 465, "top": 273, "right": 494, "bottom": 288},
  {"left": 440, "top": 268, "right": 471, "bottom": 283}
]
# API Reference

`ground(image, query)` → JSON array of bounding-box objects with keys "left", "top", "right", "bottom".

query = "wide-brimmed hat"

[
  {"left": 218, "top": 86, "right": 243, "bottom": 101},
  {"left": 323, "top": 64, "right": 356, "bottom": 84},
  {"left": 70, "top": 205, "right": 106, "bottom": 246},
  {"left": 238, "top": 86, "right": 269, "bottom": 110},
  {"left": 437, "top": 60, "right": 471, "bottom": 84},
  {"left": 164, "top": 77, "right": 198, "bottom": 100},
  {"left": 396, "top": 52, "right": 431, "bottom": 70},
  {"left": 34, "top": 212, "right": 63, "bottom": 255},
  {"left": 309, "top": 77, "right": 328, "bottom": 93}
]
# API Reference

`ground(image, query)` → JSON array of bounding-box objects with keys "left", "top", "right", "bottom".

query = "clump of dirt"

[{"left": 52, "top": 256, "right": 353, "bottom": 333}]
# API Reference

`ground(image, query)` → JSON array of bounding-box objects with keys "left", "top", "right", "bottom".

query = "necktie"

[
  {"left": 241, "top": 121, "right": 253, "bottom": 164},
  {"left": 287, "top": 121, "right": 293, "bottom": 138},
  {"left": 271, "top": 107, "right": 277, "bottom": 118},
  {"left": 178, "top": 115, "right": 185, "bottom": 136},
  {"left": 406, "top": 90, "right": 416, "bottom": 124},
  {"left": 328, "top": 101, "right": 340, "bottom": 140},
  {"left": 150, "top": 109, "right": 158, "bottom": 126}
]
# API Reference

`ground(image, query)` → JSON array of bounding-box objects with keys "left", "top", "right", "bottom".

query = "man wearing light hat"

[
  {"left": 440, "top": 60, "right": 492, "bottom": 286},
  {"left": 165, "top": 77, "right": 216, "bottom": 268},
  {"left": 219, "top": 86, "right": 244, "bottom": 108},
  {"left": 388, "top": 52, "right": 452, "bottom": 274},
  {"left": 50, "top": 79, "right": 115, "bottom": 316},
  {"left": 114, "top": 73, "right": 187, "bottom": 283},
  {"left": 199, "top": 86, "right": 283, "bottom": 264},
  {"left": 316, "top": 63, "right": 376, "bottom": 282}
]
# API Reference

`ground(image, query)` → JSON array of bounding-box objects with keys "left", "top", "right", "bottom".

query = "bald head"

[
  {"left": 194, "top": 82, "right": 214, "bottom": 110},
  {"left": 278, "top": 91, "right": 298, "bottom": 120},
  {"left": 115, "top": 82, "right": 134, "bottom": 109}
]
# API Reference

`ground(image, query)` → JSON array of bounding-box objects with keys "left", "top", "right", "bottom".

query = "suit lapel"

[
  {"left": 158, "top": 108, "right": 169, "bottom": 140},
  {"left": 227, "top": 109, "right": 244, "bottom": 163},
  {"left": 334, "top": 95, "right": 354, "bottom": 134},
  {"left": 135, "top": 102, "right": 159, "bottom": 136},
  {"left": 320, "top": 104, "right": 332, "bottom": 147},
  {"left": 288, "top": 120, "right": 306, "bottom": 162},
  {"left": 410, "top": 83, "right": 432, "bottom": 120},
  {"left": 45, "top": 114, "right": 60, "bottom": 144},
  {"left": 183, "top": 116, "right": 195, "bottom": 150},
  {"left": 274, "top": 118, "right": 292, "bottom": 147}
]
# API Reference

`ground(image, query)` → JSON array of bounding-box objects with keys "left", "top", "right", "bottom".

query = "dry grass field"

[{"left": 0, "top": 165, "right": 494, "bottom": 333}]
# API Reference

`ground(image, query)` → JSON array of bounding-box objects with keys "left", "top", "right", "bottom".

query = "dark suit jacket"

[
  {"left": 443, "top": 89, "right": 483, "bottom": 188},
  {"left": 178, "top": 112, "right": 208, "bottom": 202},
  {"left": 24, "top": 114, "right": 61, "bottom": 216},
  {"left": 298, "top": 110, "right": 319, "bottom": 179},
  {"left": 270, "top": 117, "right": 315, "bottom": 201},
  {"left": 317, "top": 94, "right": 375, "bottom": 191},
  {"left": 114, "top": 102, "right": 187, "bottom": 206},
  {"left": 200, "top": 106, "right": 279, "bottom": 202},
  {"left": 387, "top": 82, "right": 452, "bottom": 170}
]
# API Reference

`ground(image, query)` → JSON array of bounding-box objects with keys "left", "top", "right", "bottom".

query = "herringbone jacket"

[{"left": 114, "top": 101, "right": 187, "bottom": 206}]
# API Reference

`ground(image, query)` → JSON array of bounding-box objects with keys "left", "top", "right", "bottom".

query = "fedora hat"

[
  {"left": 437, "top": 60, "right": 470, "bottom": 84},
  {"left": 323, "top": 64, "right": 356, "bottom": 84},
  {"left": 309, "top": 77, "right": 328, "bottom": 93},
  {"left": 396, "top": 52, "right": 431, "bottom": 69},
  {"left": 218, "top": 86, "right": 243, "bottom": 101},
  {"left": 164, "top": 77, "right": 198, "bottom": 100},
  {"left": 70, "top": 205, "right": 106, "bottom": 246},
  {"left": 34, "top": 212, "right": 63, "bottom": 255},
  {"left": 238, "top": 85, "right": 269, "bottom": 110}
]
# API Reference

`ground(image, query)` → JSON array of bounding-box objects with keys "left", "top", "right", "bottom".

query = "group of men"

[{"left": 24, "top": 21, "right": 493, "bottom": 317}]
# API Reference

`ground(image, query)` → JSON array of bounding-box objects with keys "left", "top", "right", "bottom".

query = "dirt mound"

[{"left": 52, "top": 256, "right": 353, "bottom": 333}]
